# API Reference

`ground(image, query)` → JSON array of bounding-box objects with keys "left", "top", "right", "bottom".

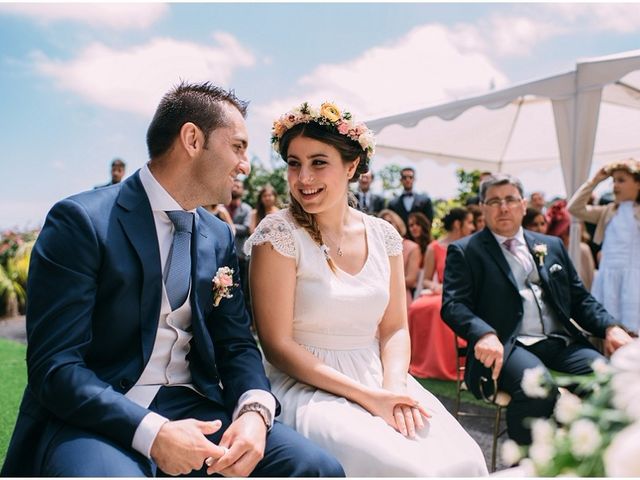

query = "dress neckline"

[{"left": 323, "top": 210, "right": 370, "bottom": 278}]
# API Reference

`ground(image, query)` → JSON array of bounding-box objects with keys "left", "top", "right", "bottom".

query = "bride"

[{"left": 244, "top": 102, "right": 488, "bottom": 476}]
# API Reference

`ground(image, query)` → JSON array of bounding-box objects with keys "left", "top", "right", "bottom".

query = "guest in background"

[
  {"left": 543, "top": 200, "right": 595, "bottom": 292},
  {"left": 568, "top": 159, "right": 640, "bottom": 335},
  {"left": 522, "top": 207, "right": 547, "bottom": 234},
  {"left": 354, "top": 170, "right": 385, "bottom": 215},
  {"left": 203, "top": 204, "right": 236, "bottom": 234},
  {"left": 407, "top": 212, "right": 432, "bottom": 265},
  {"left": 379, "top": 209, "right": 421, "bottom": 309},
  {"left": 249, "top": 184, "right": 280, "bottom": 234},
  {"left": 529, "top": 191, "right": 547, "bottom": 215},
  {"left": 467, "top": 204, "right": 485, "bottom": 231},
  {"left": 388, "top": 167, "right": 434, "bottom": 227},
  {"left": 226, "top": 179, "right": 253, "bottom": 316},
  {"left": 408, "top": 207, "right": 475, "bottom": 380},
  {"left": 95, "top": 158, "right": 126, "bottom": 189}
]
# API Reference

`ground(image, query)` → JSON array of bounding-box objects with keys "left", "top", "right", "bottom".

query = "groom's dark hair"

[{"left": 146, "top": 81, "right": 249, "bottom": 159}]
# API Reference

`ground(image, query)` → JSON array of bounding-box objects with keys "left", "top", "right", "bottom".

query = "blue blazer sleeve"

[{"left": 26, "top": 198, "right": 150, "bottom": 448}]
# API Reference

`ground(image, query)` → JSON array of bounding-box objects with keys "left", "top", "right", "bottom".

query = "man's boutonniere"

[
  {"left": 212, "top": 266, "right": 236, "bottom": 307},
  {"left": 532, "top": 243, "right": 548, "bottom": 267}
]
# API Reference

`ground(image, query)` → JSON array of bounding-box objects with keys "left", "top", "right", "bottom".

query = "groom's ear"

[{"left": 179, "top": 122, "right": 204, "bottom": 157}]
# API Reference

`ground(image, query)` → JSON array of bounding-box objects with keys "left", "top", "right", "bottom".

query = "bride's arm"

[
  {"left": 378, "top": 254, "right": 429, "bottom": 435},
  {"left": 249, "top": 242, "right": 420, "bottom": 433}
]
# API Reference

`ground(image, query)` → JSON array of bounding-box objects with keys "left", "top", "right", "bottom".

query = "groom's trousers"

[
  {"left": 497, "top": 337, "right": 604, "bottom": 445},
  {"left": 41, "top": 386, "right": 344, "bottom": 476}
]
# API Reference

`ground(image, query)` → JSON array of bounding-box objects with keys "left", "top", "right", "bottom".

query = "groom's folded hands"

[
  {"left": 206, "top": 411, "right": 268, "bottom": 477},
  {"left": 150, "top": 418, "right": 226, "bottom": 476}
]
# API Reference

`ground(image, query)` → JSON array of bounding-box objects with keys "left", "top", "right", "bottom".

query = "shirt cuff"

[
  {"left": 232, "top": 389, "right": 276, "bottom": 429},
  {"left": 131, "top": 411, "right": 170, "bottom": 459}
]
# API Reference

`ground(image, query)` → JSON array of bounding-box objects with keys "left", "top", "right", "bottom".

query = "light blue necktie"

[{"left": 164, "top": 210, "right": 194, "bottom": 310}]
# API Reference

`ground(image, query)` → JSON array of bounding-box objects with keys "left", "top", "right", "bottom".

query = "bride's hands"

[{"left": 361, "top": 387, "right": 430, "bottom": 438}]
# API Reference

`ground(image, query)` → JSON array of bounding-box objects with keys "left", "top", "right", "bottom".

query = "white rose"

[
  {"left": 610, "top": 339, "right": 640, "bottom": 421},
  {"left": 604, "top": 421, "right": 640, "bottom": 477},
  {"left": 529, "top": 442, "right": 554, "bottom": 468},
  {"left": 531, "top": 418, "right": 555, "bottom": 445},
  {"left": 569, "top": 419, "right": 601, "bottom": 457},
  {"left": 554, "top": 391, "right": 582, "bottom": 425},
  {"left": 521, "top": 366, "right": 549, "bottom": 398},
  {"left": 519, "top": 458, "right": 537, "bottom": 476},
  {"left": 500, "top": 439, "right": 522, "bottom": 466},
  {"left": 591, "top": 357, "right": 611, "bottom": 376}
]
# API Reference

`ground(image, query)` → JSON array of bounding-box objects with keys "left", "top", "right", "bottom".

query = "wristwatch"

[{"left": 237, "top": 402, "right": 273, "bottom": 430}]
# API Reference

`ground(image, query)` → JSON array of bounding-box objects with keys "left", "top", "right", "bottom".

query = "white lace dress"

[
  {"left": 245, "top": 209, "right": 488, "bottom": 477},
  {"left": 592, "top": 201, "right": 640, "bottom": 333}
]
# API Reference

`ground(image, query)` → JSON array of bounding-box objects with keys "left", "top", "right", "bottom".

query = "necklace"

[{"left": 321, "top": 228, "right": 345, "bottom": 257}]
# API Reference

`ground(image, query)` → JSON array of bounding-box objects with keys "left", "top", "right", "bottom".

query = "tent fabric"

[{"left": 367, "top": 50, "right": 640, "bottom": 267}]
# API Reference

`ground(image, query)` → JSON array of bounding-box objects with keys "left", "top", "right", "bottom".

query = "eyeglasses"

[
  {"left": 483, "top": 196, "right": 523, "bottom": 208},
  {"left": 401, "top": 175, "right": 414, "bottom": 180}
]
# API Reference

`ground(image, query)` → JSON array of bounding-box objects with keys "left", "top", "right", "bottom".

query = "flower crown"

[
  {"left": 271, "top": 101, "right": 376, "bottom": 160},
  {"left": 605, "top": 158, "right": 639, "bottom": 175}
]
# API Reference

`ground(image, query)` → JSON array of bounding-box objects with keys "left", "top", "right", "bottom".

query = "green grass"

[
  {"left": 414, "top": 376, "right": 490, "bottom": 408},
  {"left": 0, "top": 338, "right": 26, "bottom": 465}
]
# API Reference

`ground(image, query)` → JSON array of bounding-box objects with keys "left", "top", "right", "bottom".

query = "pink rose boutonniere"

[
  {"left": 212, "top": 266, "right": 236, "bottom": 307},
  {"left": 533, "top": 243, "right": 548, "bottom": 267}
]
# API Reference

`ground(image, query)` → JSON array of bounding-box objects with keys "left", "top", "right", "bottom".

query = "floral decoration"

[
  {"left": 532, "top": 243, "right": 547, "bottom": 267},
  {"left": 271, "top": 101, "right": 376, "bottom": 160},
  {"left": 501, "top": 339, "right": 640, "bottom": 477},
  {"left": 604, "top": 158, "right": 639, "bottom": 176},
  {"left": 212, "top": 266, "right": 236, "bottom": 307}
]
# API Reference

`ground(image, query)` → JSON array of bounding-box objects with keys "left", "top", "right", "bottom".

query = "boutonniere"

[
  {"left": 532, "top": 243, "right": 548, "bottom": 267},
  {"left": 212, "top": 266, "right": 236, "bottom": 307}
]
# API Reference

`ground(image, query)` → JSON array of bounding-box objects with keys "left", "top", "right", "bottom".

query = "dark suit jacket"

[
  {"left": 2, "top": 172, "right": 272, "bottom": 475},
  {"left": 387, "top": 192, "right": 434, "bottom": 224},
  {"left": 440, "top": 228, "right": 614, "bottom": 399},
  {"left": 355, "top": 191, "right": 386, "bottom": 215}
]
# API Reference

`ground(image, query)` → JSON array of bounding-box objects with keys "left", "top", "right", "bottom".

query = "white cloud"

[
  {"left": 31, "top": 33, "right": 256, "bottom": 116},
  {"left": 0, "top": 3, "right": 168, "bottom": 30},
  {"left": 546, "top": 3, "right": 640, "bottom": 34}
]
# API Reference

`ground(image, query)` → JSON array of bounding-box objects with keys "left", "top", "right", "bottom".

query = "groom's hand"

[
  {"left": 150, "top": 419, "right": 225, "bottom": 475},
  {"left": 474, "top": 333, "right": 504, "bottom": 380},
  {"left": 206, "top": 411, "right": 267, "bottom": 477}
]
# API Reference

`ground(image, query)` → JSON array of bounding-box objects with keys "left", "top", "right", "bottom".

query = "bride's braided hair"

[{"left": 279, "top": 122, "right": 368, "bottom": 272}]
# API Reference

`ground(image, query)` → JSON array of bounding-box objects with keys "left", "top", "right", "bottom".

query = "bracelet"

[{"left": 237, "top": 402, "right": 272, "bottom": 429}]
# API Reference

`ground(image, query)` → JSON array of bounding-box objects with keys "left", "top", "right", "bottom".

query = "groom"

[
  {"left": 441, "top": 173, "right": 632, "bottom": 445},
  {"left": 1, "top": 82, "right": 343, "bottom": 476}
]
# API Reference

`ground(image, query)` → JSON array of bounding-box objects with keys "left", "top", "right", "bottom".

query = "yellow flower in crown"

[{"left": 320, "top": 102, "right": 341, "bottom": 122}]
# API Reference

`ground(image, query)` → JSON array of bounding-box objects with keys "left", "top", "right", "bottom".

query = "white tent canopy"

[{"left": 367, "top": 49, "right": 640, "bottom": 265}]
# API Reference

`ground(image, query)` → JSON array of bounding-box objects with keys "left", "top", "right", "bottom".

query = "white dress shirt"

[{"left": 129, "top": 164, "right": 274, "bottom": 459}]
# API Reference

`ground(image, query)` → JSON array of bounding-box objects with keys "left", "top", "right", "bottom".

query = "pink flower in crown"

[
  {"left": 337, "top": 121, "right": 350, "bottom": 135},
  {"left": 212, "top": 266, "right": 236, "bottom": 307},
  {"left": 282, "top": 113, "right": 298, "bottom": 128}
]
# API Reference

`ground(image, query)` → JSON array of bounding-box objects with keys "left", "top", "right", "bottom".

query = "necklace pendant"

[{"left": 337, "top": 247, "right": 344, "bottom": 257}]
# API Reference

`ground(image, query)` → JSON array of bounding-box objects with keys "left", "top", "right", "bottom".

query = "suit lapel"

[
  {"left": 116, "top": 172, "right": 163, "bottom": 364},
  {"left": 481, "top": 229, "right": 519, "bottom": 292},
  {"left": 524, "top": 231, "right": 550, "bottom": 286}
]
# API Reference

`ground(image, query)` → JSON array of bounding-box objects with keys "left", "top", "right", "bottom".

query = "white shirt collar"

[
  {"left": 139, "top": 163, "right": 196, "bottom": 214},
  {"left": 491, "top": 226, "right": 526, "bottom": 247}
]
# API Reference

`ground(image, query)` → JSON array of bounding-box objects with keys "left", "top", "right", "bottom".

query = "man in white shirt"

[{"left": 2, "top": 82, "right": 344, "bottom": 477}]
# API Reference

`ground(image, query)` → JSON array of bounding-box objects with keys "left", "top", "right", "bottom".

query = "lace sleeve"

[
  {"left": 377, "top": 217, "right": 403, "bottom": 257},
  {"left": 243, "top": 212, "right": 296, "bottom": 258}
]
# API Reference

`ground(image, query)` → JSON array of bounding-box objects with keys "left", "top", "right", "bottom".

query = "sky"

[{"left": 2, "top": 2, "right": 640, "bottom": 230}]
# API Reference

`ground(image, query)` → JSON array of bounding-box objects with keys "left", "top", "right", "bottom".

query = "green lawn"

[
  {"left": 0, "top": 338, "right": 26, "bottom": 465},
  {"left": 415, "top": 376, "right": 489, "bottom": 408}
]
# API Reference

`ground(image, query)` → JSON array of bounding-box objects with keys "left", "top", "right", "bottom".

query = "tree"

[
  {"left": 378, "top": 164, "right": 402, "bottom": 196},
  {"left": 243, "top": 156, "right": 288, "bottom": 207},
  {"left": 455, "top": 168, "right": 482, "bottom": 204}
]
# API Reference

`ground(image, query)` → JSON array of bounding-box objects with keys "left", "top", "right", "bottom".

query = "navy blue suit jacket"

[
  {"left": 2, "top": 171, "right": 272, "bottom": 475},
  {"left": 440, "top": 228, "right": 614, "bottom": 398}
]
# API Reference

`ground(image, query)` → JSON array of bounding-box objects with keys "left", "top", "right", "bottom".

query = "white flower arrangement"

[
  {"left": 532, "top": 243, "right": 548, "bottom": 267},
  {"left": 521, "top": 365, "right": 550, "bottom": 398},
  {"left": 271, "top": 101, "right": 376, "bottom": 160},
  {"left": 502, "top": 339, "right": 640, "bottom": 476}
]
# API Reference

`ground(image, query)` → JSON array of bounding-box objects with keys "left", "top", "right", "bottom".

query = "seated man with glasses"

[
  {"left": 441, "top": 173, "right": 632, "bottom": 446},
  {"left": 388, "top": 167, "right": 434, "bottom": 228}
]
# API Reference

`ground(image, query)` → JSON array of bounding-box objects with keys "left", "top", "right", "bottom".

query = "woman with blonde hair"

[
  {"left": 568, "top": 158, "right": 640, "bottom": 335},
  {"left": 245, "top": 102, "right": 487, "bottom": 476}
]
